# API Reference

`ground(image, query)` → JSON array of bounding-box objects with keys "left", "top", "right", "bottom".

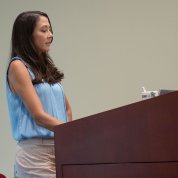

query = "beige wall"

[{"left": 1, "top": 0, "right": 178, "bottom": 177}]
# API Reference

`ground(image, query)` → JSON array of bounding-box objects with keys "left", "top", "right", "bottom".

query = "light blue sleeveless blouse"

[{"left": 6, "top": 57, "right": 68, "bottom": 141}]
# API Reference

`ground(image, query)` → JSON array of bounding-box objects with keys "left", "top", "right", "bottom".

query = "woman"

[{"left": 6, "top": 11, "right": 72, "bottom": 178}]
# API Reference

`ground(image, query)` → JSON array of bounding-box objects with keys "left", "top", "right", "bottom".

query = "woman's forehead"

[{"left": 36, "top": 16, "right": 50, "bottom": 27}]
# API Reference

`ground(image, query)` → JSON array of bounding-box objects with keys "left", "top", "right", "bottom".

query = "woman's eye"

[{"left": 41, "top": 29, "right": 47, "bottom": 32}]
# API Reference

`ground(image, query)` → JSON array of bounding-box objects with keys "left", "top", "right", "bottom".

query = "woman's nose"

[{"left": 48, "top": 31, "right": 53, "bottom": 38}]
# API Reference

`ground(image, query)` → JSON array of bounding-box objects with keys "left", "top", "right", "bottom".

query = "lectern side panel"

[
  {"left": 55, "top": 92, "right": 178, "bottom": 165},
  {"left": 62, "top": 162, "right": 178, "bottom": 178}
]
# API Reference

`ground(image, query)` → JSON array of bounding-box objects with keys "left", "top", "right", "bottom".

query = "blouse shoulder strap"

[{"left": 8, "top": 56, "right": 35, "bottom": 80}]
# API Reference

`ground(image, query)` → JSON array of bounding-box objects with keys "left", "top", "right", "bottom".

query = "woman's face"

[{"left": 32, "top": 16, "right": 53, "bottom": 53}]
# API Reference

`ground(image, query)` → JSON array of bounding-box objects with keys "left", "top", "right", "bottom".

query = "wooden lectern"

[{"left": 54, "top": 91, "right": 178, "bottom": 178}]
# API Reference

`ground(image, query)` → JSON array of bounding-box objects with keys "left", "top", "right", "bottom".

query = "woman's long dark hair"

[{"left": 11, "top": 11, "right": 64, "bottom": 84}]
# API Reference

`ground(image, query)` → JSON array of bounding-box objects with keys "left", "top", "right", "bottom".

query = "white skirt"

[{"left": 15, "top": 138, "right": 56, "bottom": 178}]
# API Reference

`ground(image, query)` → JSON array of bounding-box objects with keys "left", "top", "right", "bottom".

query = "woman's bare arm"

[
  {"left": 8, "top": 60, "right": 63, "bottom": 131},
  {"left": 65, "top": 95, "right": 72, "bottom": 122}
]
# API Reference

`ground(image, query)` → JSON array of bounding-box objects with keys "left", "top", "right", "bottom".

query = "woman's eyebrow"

[{"left": 41, "top": 25, "right": 49, "bottom": 28}]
